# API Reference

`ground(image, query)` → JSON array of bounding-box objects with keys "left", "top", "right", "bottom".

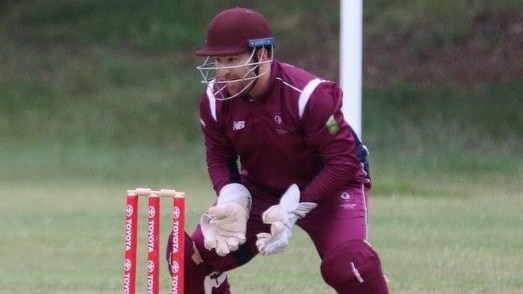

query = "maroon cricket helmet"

[{"left": 195, "top": 7, "right": 274, "bottom": 56}]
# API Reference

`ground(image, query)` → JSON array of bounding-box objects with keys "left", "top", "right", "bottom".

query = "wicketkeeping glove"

[
  {"left": 200, "top": 183, "right": 251, "bottom": 256},
  {"left": 256, "top": 184, "right": 317, "bottom": 255}
]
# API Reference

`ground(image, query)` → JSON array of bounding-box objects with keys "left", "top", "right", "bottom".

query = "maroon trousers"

[{"left": 172, "top": 184, "right": 388, "bottom": 293}]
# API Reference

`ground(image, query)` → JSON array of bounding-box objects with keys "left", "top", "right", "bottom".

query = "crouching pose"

[{"left": 166, "top": 7, "right": 389, "bottom": 294}]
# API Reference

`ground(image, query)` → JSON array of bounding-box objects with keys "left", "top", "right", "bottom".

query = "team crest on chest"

[
  {"left": 273, "top": 113, "right": 288, "bottom": 135},
  {"left": 273, "top": 114, "right": 282, "bottom": 125}
]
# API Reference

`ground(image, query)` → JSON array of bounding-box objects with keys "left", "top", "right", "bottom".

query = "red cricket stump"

[
  {"left": 171, "top": 194, "right": 185, "bottom": 294},
  {"left": 147, "top": 194, "right": 161, "bottom": 294},
  {"left": 123, "top": 188, "right": 185, "bottom": 294},
  {"left": 124, "top": 193, "right": 138, "bottom": 294}
]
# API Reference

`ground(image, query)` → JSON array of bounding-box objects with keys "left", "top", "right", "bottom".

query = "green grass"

[
  {"left": 373, "top": 194, "right": 523, "bottom": 293},
  {"left": 363, "top": 82, "right": 523, "bottom": 154},
  {"left": 1, "top": 149, "right": 521, "bottom": 293}
]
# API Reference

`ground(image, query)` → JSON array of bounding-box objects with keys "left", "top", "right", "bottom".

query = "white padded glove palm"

[
  {"left": 256, "top": 184, "right": 317, "bottom": 255},
  {"left": 200, "top": 183, "right": 251, "bottom": 256}
]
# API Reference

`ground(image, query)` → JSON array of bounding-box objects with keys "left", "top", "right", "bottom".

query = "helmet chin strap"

[
  {"left": 240, "top": 61, "right": 260, "bottom": 101},
  {"left": 240, "top": 83, "right": 257, "bottom": 101}
]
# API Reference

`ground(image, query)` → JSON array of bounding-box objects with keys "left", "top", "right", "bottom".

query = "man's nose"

[{"left": 216, "top": 65, "right": 231, "bottom": 78}]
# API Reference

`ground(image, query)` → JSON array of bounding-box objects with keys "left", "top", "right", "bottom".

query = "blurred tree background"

[{"left": 0, "top": 0, "right": 521, "bottom": 182}]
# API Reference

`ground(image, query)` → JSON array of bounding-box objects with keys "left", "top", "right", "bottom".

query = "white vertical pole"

[{"left": 340, "top": 0, "right": 363, "bottom": 138}]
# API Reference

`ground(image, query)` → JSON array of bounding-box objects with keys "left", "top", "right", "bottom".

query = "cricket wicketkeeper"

[{"left": 167, "top": 7, "right": 389, "bottom": 294}]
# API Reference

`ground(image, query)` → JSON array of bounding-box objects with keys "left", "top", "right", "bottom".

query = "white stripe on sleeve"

[{"left": 298, "top": 78, "right": 323, "bottom": 119}]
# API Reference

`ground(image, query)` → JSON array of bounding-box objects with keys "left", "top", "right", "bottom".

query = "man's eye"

[{"left": 215, "top": 55, "right": 244, "bottom": 67}]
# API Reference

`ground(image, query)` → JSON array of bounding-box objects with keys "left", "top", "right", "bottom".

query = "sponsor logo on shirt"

[
  {"left": 233, "top": 120, "right": 245, "bottom": 130},
  {"left": 326, "top": 115, "right": 340, "bottom": 134}
]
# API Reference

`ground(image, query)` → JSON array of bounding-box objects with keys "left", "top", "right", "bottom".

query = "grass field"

[{"left": 1, "top": 146, "right": 522, "bottom": 293}]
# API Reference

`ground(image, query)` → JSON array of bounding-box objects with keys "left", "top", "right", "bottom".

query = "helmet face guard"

[{"left": 196, "top": 37, "right": 274, "bottom": 101}]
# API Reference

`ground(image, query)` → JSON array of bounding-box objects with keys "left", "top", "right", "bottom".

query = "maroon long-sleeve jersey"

[{"left": 199, "top": 59, "right": 370, "bottom": 202}]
